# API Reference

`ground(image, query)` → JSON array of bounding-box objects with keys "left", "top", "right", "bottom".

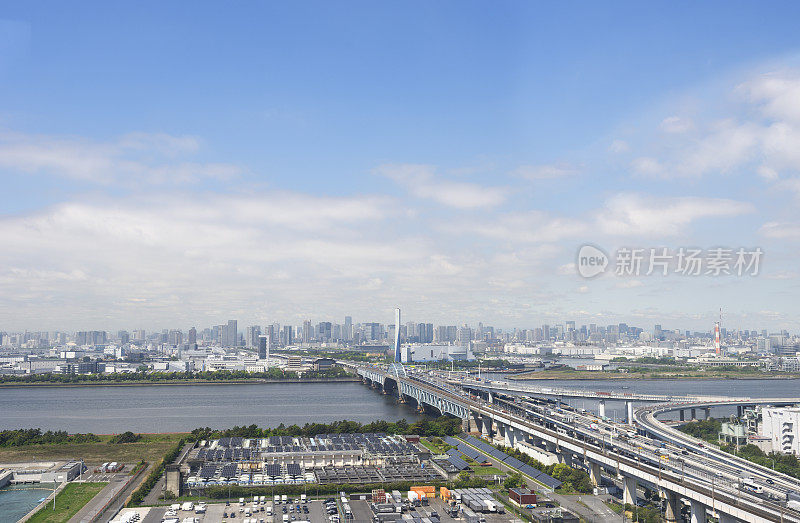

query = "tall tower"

[
  {"left": 714, "top": 322, "right": 721, "bottom": 356},
  {"left": 394, "top": 308, "right": 401, "bottom": 362}
]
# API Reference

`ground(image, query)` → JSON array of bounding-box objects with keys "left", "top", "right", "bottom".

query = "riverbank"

[
  {"left": 0, "top": 376, "right": 361, "bottom": 388},
  {"left": 508, "top": 369, "right": 800, "bottom": 380}
]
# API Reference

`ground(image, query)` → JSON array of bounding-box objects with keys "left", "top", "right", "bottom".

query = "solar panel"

[
  {"left": 457, "top": 444, "right": 482, "bottom": 460},
  {"left": 518, "top": 464, "right": 544, "bottom": 479},
  {"left": 537, "top": 474, "right": 563, "bottom": 489},
  {"left": 444, "top": 436, "right": 461, "bottom": 447},
  {"left": 504, "top": 456, "right": 527, "bottom": 470},
  {"left": 286, "top": 463, "right": 302, "bottom": 476},
  {"left": 446, "top": 456, "right": 469, "bottom": 471}
]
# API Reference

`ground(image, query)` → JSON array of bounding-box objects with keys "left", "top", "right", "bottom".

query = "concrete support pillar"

[
  {"left": 679, "top": 410, "right": 685, "bottom": 422},
  {"left": 718, "top": 513, "right": 739, "bottom": 523},
  {"left": 704, "top": 408, "right": 711, "bottom": 420},
  {"left": 559, "top": 452, "right": 573, "bottom": 467},
  {"left": 626, "top": 401, "right": 635, "bottom": 425},
  {"left": 623, "top": 475, "right": 637, "bottom": 506},
  {"left": 690, "top": 500, "right": 707, "bottom": 523},
  {"left": 471, "top": 412, "right": 481, "bottom": 433},
  {"left": 481, "top": 415, "right": 490, "bottom": 437},
  {"left": 589, "top": 462, "right": 602, "bottom": 486},
  {"left": 488, "top": 392, "right": 494, "bottom": 403},
  {"left": 736, "top": 405, "right": 743, "bottom": 418},
  {"left": 691, "top": 408, "right": 697, "bottom": 420},
  {"left": 663, "top": 490, "right": 679, "bottom": 523},
  {"left": 505, "top": 426, "right": 516, "bottom": 447},
  {"left": 545, "top": 441, "right": 557, "bottom": 453},
  {"left": 598, "top": 399, "right": 606, "bottom": 419}
]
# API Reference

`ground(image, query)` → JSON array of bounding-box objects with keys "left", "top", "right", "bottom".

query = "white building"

[
  {"left": 401, "top": 343, "right": 474, "bottom": 363},
  {"left": 761, "top": 406, "right": 800, "bottom": 455}
]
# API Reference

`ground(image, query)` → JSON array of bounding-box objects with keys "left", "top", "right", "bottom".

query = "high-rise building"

[
  {"left": 247, "top": 325, "right": 261, "bottom": 348},
  {"left": 363, "top": 323, "right": 382, "bottom": 341},
  {"left": 281, "top": 325, "right": 294, "bottom": 347},
  {"left": 118, "top": 330, "right": 130, "bottom": 344},
  {"left": 258, "top": 335, "right": 269, "bottom": 361},
  {"left": 227, "top": 320, "right": 238, "bottom": 347},
  {"left": 302, "top": 320, "right": 312, "bottom": 343},
  {"left": 317, "top": 322, "right": 332, "bottom": 342},
  {"left": 168, "top": 329, "right": 183, "bottom": 346},
  {"left": 188, "top": 327, "right": 197, "bottom": 349},
  {"left": 344, "top": 316, "right": 353, "bottom": 342}
]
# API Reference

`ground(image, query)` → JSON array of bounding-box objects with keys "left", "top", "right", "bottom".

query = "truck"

[
  {"left": 281, "top": 494, "right": 288, "bottom": 504},
  {"left": 274, "top": 495, "right": 280, "bottom": 504},
  {"left": 301, "top": 493, "right": 307, "bottom": 503}
]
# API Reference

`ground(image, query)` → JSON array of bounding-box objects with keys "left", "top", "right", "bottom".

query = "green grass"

[
  {"left": 471, "top": 466, "right": 503, "bottom": 475},
  {"left": 418, "top": 437, "right": 452, "bottom": 455},
  {"left": 27, "top": 482, "right": 106, "bottom": 523},
  {"left": 0, "top": 432, "right": 185, "bottom": 466}
]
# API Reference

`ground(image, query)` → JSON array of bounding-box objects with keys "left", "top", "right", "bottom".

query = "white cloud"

[
  {"left": 375, "top": 163, "right": 507, "bottom": 209},
  {"left": 456, "top": 211, "right": 587, "bottom": 243},
  {"left": 512, "top": 163, "right": 580, "bottom": 180},
  {"left": 626, "top": 71, "right": 800, "bottom": 181},
  {"left": 630, "top": 157, "right": 664, "bottom": 176},
  {"left": 597, "top": 194, "right": 754, "bottom": 236},
  {"left": 760, "top": 221, "right": 800, "bottom": 239},
  {"left": 609, "top": 139, "right": 629, "bottom": 153},
  {"left": 660, "top": 116, "right": 693, "bottom": 134},
  {"left": 616, "top": 279, "right": 644, "bottom": 289},
  {"left": 740, "top": 71, "right": 800, "bottom": 124},
  {"left": 0, "top": 131, "right": 241, "bottom": 185}
]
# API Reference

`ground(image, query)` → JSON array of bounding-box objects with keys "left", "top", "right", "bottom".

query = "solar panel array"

[
  {"left": 460, "top": 435, "right": 562, "bottom": 489},
  {"left": 315, "top": 463, "right": 440, "bottom": 485},
  {"left": 197, "top": 448, "right": 253, "bottom": 462},
  {"left": 188, "top": 433, "right": 444, "bottom": 488},
  {"left": 446, "top": 455, "right": 469, "bottom": 471}
]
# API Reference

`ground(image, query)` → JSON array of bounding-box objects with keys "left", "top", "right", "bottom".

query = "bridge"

[{"left": 355, "top": 364, "right": 800, "bottom": 523}]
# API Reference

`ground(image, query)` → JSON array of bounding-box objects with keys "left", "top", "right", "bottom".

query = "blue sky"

[{"left": 3, "top": 2, "right": 800, "bottom": 331}]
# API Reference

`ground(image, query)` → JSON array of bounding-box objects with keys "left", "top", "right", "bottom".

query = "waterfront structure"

[{"left": 394, "top": 308, "right": 401, "bottom": 362}]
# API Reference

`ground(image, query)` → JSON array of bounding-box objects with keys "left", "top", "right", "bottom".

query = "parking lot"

[
  {"left": 113, "top": 495, "right": 526, "bottom": 523},
  {"left": 114, "top": 497, "right": 327, "bottom": 523}
]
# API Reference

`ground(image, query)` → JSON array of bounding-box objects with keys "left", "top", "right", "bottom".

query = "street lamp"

[{"left": 53, "top": 474, "right": 64, "bottom": 510}]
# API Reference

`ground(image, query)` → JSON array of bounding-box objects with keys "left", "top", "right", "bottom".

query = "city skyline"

[{"left": 3, "top": 3, "right": 800, "bottom": 330}]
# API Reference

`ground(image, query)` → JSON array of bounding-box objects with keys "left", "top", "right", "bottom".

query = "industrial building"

[{"left": 183, "top": 433, "right": 442, "bottom": 490}]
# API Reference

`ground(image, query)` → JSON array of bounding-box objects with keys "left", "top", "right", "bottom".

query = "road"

[{"left": 400, "top": 368, "right": 800, "bottom": 522}]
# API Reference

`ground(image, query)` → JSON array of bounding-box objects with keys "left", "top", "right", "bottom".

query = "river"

[
  {"left": 0, "top": 382, "right": 423, "bottom": 434},
  {"left": 0, "top": 377, "right": 797, "bottom": 433},
  {"left": 480, "top": 373, "right": 800, "bottom": 421}
]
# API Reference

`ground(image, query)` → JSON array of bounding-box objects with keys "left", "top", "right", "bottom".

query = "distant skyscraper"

[
  {"left": 188, "top": 327, "right": 197, "bottom": 349},
  {"left": 258, "top": 335, "right": 269, "bottom": 360},
  {"left": 344, "top": 316, "right": 353, "bottom": 342},
  {"left": 318, "top": 322, "right": 332, "bottom": 342},
  {"left": 247, "top": 325, "right": 261, "bottom": 348},
  {"left": 281, "top": 325, "right": 293, "bottom": 347},
  {"left": 227, "top": 320, "right": 238, "bottom": 347}
]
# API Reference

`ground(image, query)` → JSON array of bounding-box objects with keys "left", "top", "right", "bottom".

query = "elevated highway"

[{"left": 356, "top": 364, "right": 800, "bottom": 522}]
